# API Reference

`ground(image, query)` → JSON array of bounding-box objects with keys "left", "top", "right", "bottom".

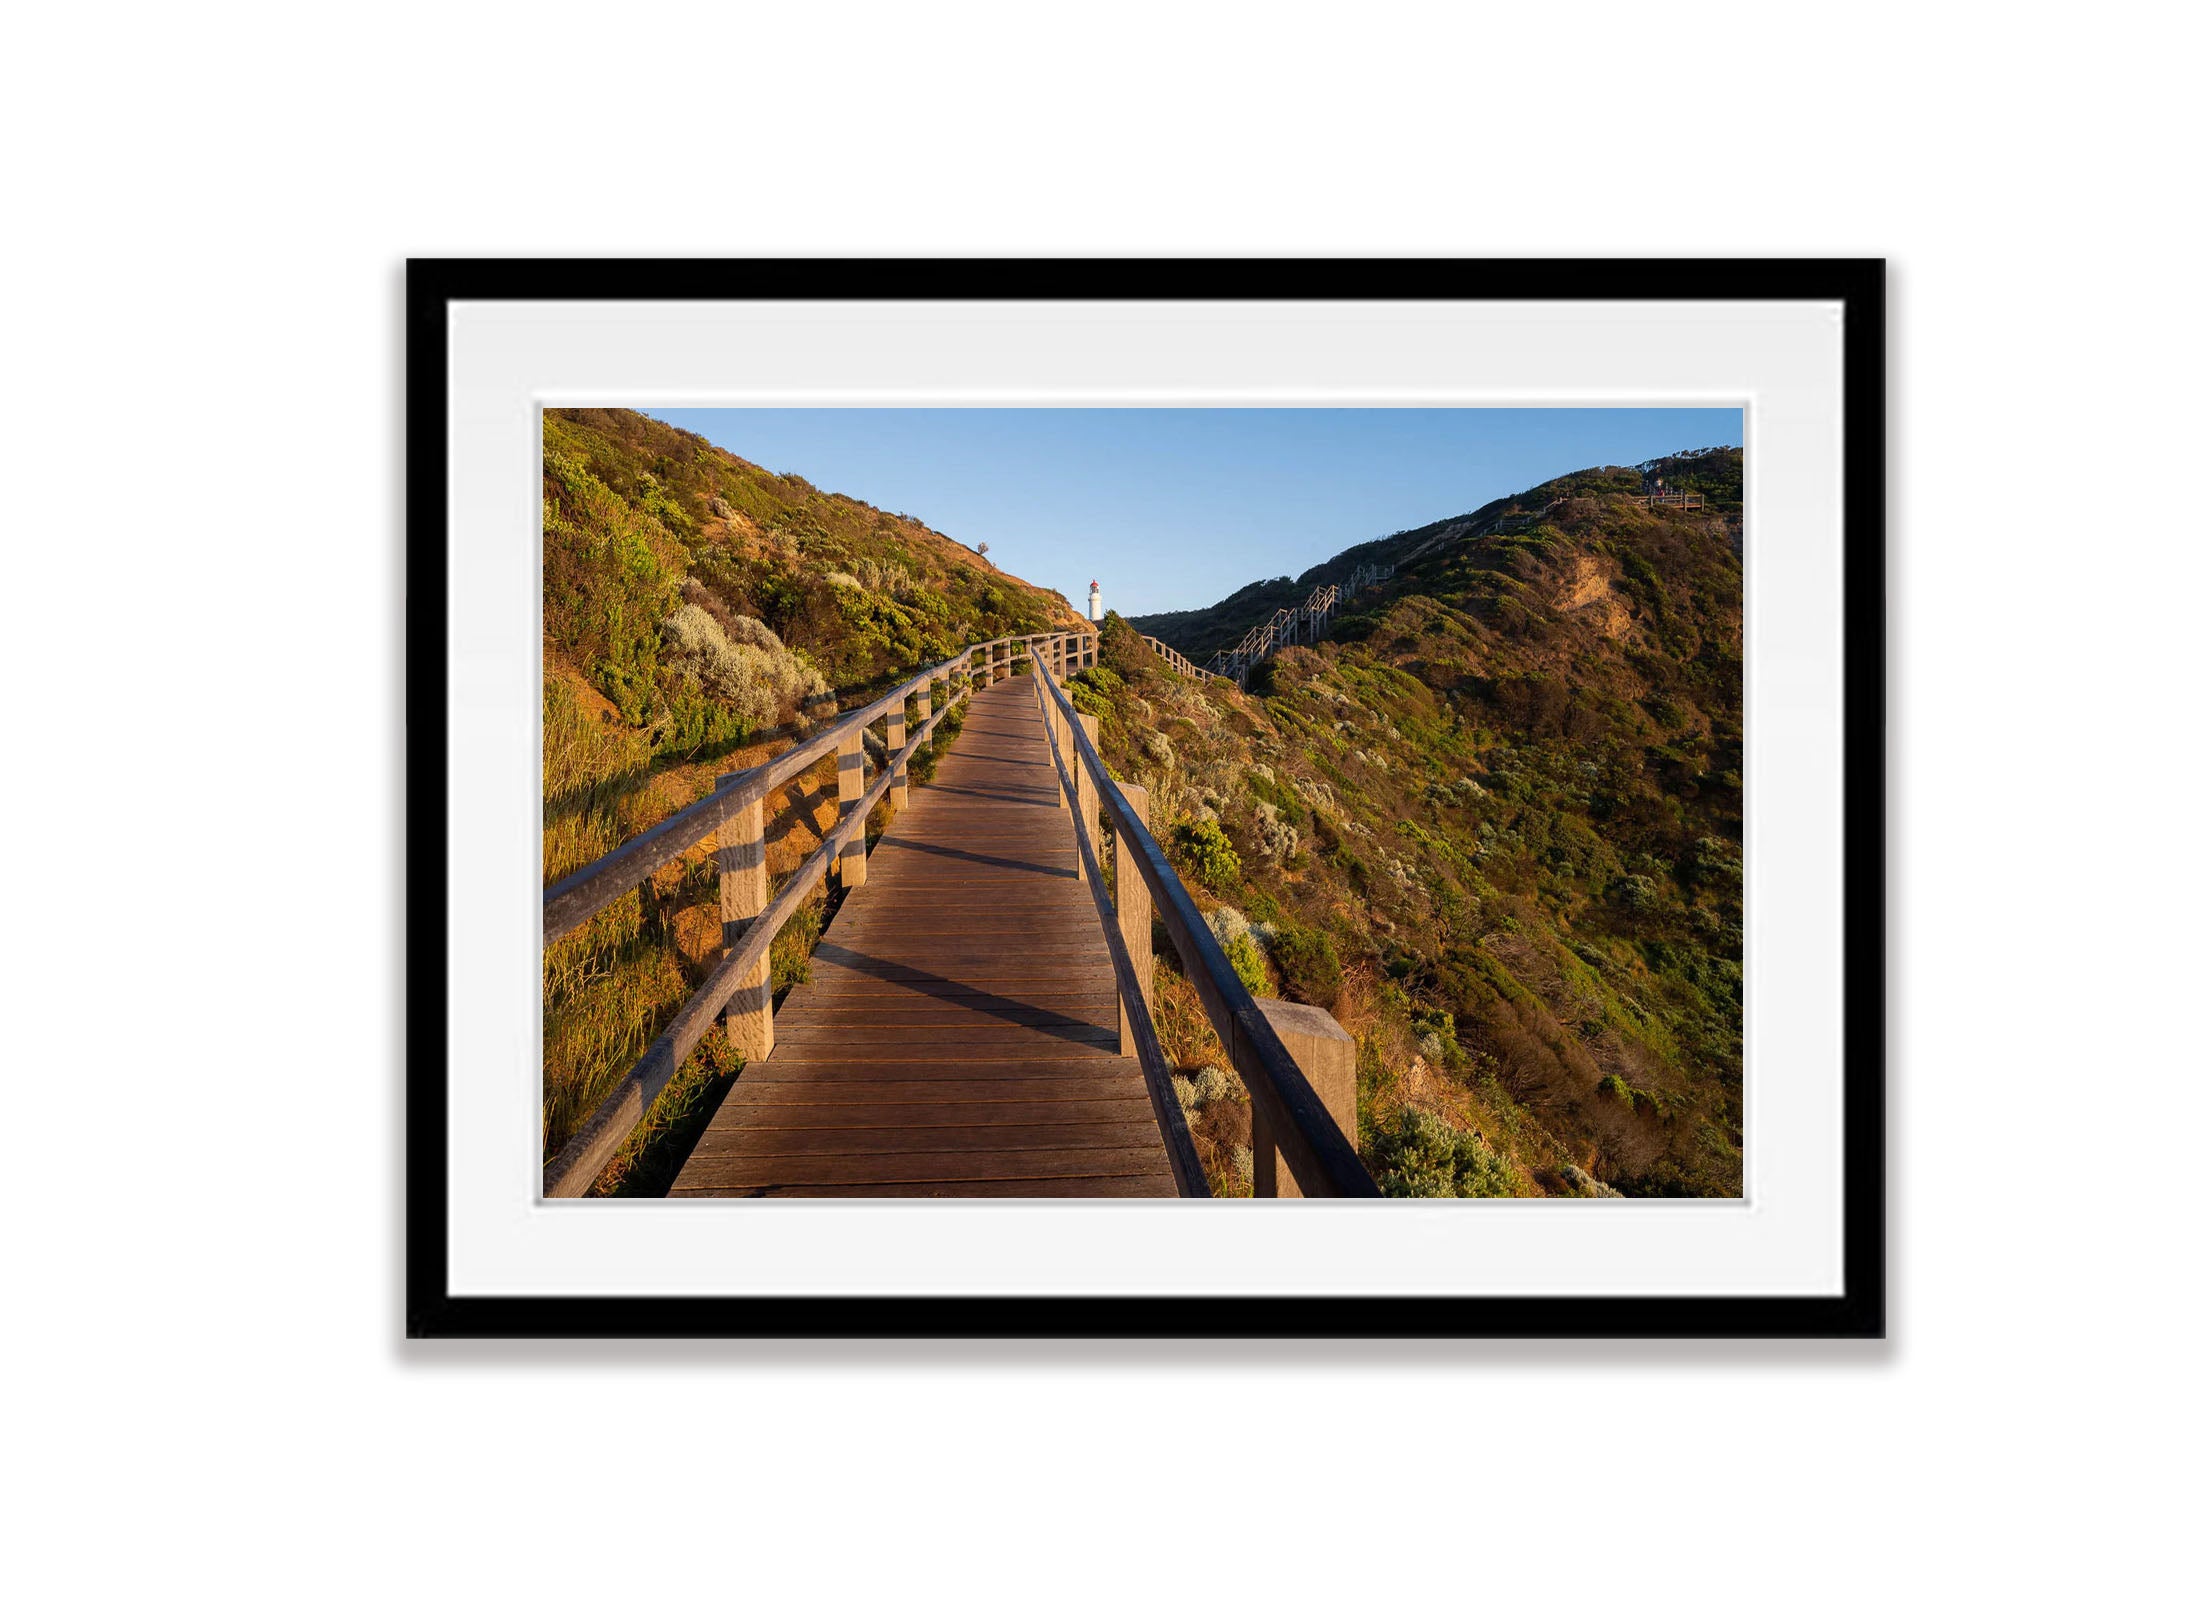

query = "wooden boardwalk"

[{"left": 670, "top": 676, "right": 1176, "bottom": 1197}]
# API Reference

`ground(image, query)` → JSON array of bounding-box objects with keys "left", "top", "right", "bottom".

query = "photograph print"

[{"left": 539, "top": 404, "right": 1745, "bottom": 1203}]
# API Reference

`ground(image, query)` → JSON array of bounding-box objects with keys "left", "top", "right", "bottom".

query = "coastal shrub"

[
  {"left": 1223, "top": 931, "right": 1272, "bottom": 997},
  {"left": 1072, "top": 663, "right": 1125, "bottom": 700},
  {"left": 1683, "top": 834, "right": 1743, "bottom": 890},
  {"left": 1267, "top": 924, "right": 1341, "bottom": 1007},
  {"left": 542, "top": 447, "right": 685, "bottom": 722},
  {"left": 1067, "top": 676, "right": 1112, "bottom": 718},
  {"left": 1205, "top": 904, "right": 1253, "bottom": 949},
  {"left": 1189, "top": 1065, "right": 1238, "bottom": 1108},
  {"left": 1175, "top": 815, "right": 1240, "bottom": 889},
  {"left": 659, "top": 604, "right": 833, "bottom": 730},
  {"left": 1364, "top": 1108, "right": 1513, "bottom": 1198}
]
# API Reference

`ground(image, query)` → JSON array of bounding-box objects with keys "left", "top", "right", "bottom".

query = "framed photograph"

[{"left": 408, "top": 258, "right": 1884, "bottom": 1337}]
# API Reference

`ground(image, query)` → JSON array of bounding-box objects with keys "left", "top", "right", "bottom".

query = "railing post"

[
  {"left": 1248, "top": 999, "right": 1358, "bottom": 1198},
  {"left": 713, "top": 772, "right": 774, "bottom": 1065},
  {"left": 886, "top": 694, "right": 909, "bottom": 813},
  {"left": 836, "top": 726, "right": 867, "bottom": 889},
  {"left": 1073, "top": 712, "right": 1100, "bottom": 882},
  {"left": 913, "top": 675, "right": 932, "bottom": 754},
  {"left": 1113, "top": 782, "right": 1152, "bottom": 1058}
]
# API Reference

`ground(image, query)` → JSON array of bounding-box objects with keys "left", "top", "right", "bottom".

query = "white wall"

[{"left": 4, "top": 4, "right": 2190, "bottom": 1595}]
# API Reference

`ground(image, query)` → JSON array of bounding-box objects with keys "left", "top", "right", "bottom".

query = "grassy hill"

[
  {"left": 1130, "top": 447, "right": 1741, "bottom": 668},
  {"left": 541, "top": 408, "right": 1084, "bottom": 1190},
  {"left": 1092, "top": 449, "right": 1744, "bottom": 1196}
]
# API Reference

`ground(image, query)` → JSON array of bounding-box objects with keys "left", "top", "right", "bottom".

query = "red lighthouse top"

[{"left": 1089, "top": 579, "right": 1100, "bottom": 592}]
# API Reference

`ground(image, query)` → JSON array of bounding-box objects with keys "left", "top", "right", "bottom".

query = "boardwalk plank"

[
  {"left": 741, "top": 1057, "right": 1148, "bottom": 1082},
  {"left": 678, "top": 1175, "right": 1178, "bottom": 1199},
  {"left": 729, "top": 1080, "right": 1152, "bottom": 1107},
  {"left": 690, "top": 1121, "right": 1168, "bottom": 1159},
  {"left": 678, "top": 1146, "right": 1175, "bottom": 1186},
  {"left": 710, "top": 1099, "right": 1159, "bottom": 1129}
]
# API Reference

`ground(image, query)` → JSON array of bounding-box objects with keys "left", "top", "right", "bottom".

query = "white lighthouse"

[{"left": 1087, "top": 579, "right": 1103, "bottom": 622}]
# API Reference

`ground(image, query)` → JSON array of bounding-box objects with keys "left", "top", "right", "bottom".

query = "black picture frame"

[{"left": 406, "top": 258, "right": 1885, "bottom": 1339}]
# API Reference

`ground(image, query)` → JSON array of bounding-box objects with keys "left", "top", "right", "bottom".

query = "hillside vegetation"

[
  {"left": 1108, "top": 449, "right": 1743, "bottom": 1196},
  {"left": 541, "top": 408, "right": 1082, "bottom": 1191},
  {"left": 1132, "top": 447, "right": 1741, "bottom": 666}
]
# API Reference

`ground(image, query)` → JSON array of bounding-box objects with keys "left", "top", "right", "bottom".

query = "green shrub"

[
  {"left": 1067, "top": 676, "right": 1112, "bottom": 718},
  {"left": 1072, "top": 663, "right": 1124, "bottom": 699},
  {"left": 542, "top": 446, "right": 686, "bottom": 722},
  {"left": 1683, "top": 835, "right": 1743, "bottom": 890},
  {"left": 1595, "top": 1072, "right": 1636, "bottom": 1110},
  {"left": 1175, "top": 815, "right": 1240, "bottom": 889},
  {"left": 1268, "top": 924, "right": 1341, "bottom": 1007},
  {"left": 1223, "top": 932, "right": 1272, "bottom": 997},
  {"left": 659, "top": 603, "right": 833, "bottom": 731},
  {"left": 1364, "top": 1108, "right": 1514, "bottom": 1198}
]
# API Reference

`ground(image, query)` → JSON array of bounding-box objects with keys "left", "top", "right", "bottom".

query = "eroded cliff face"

[{"left": 1551, "top": 554, "right": 1635, "bottom": 639}]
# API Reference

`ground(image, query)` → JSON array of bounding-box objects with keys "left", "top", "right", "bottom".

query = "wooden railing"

[
  {"left": 1029, "top": 655, "right": 1379, "bottom": 1198},
  {"left": 1140, "top": 635, "right": 1224, "bottom": 684},
  {"left": 540, "top": 626, "right": 1098, "bottom": 1197},
  {"left": 1206, "top": 562, "right": 1393, "bottom": 683}
]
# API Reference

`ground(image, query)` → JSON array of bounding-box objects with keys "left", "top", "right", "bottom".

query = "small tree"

[{"left": 976, "top": 541, "right": 991, "bottom": 564}]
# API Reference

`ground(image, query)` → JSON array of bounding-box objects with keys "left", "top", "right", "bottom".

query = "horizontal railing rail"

[
  {"left": 1031, "top": 655, "right": 1379, "bottom": 1198},
  {"left": 541, "top": 624, "right": 1096, "bottom": 1197}
]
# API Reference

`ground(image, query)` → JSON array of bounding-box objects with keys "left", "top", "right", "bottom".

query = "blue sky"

[{"left": 645, "top": 408, "right": 1742, "bottom": 618}]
